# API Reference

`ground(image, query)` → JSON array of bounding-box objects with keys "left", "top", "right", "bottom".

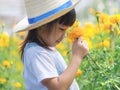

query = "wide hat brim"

[{"left": 14, "top": 0, "right": 80, "bottom": 32}]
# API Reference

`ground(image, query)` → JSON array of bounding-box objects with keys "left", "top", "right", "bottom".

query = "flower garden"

[{"left": 0, "top": 6, "right": 120, "bottom": 90}]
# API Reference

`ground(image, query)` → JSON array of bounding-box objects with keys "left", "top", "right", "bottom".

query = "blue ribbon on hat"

[{"left": 28, "top": 0, "right": 72, "bottom": 24}]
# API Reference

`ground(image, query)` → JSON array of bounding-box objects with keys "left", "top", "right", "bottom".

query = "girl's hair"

[{"left": 20, "top": 9, "right": 76, "bottom": 58}]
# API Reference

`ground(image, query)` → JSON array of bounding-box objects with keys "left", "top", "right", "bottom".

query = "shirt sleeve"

[{"left": 27, "top": 50, "right": 59, "bottom": 84}]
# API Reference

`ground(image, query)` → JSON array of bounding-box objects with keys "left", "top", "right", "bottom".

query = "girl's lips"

[
  {"left": 56, "top": 40, "right": 61, "bottom": 43},
  {"left": 56, "top": 40, "right": 60, "bottom": 43}
]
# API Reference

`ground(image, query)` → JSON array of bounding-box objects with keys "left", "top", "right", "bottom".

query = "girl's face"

[{"left": 38, "top": 24, "right": 70, "bottom": 47}]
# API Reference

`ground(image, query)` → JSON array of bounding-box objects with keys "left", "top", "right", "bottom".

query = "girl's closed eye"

[
  {"left": 59, "top": 28, "right": 66, "bottom": 31},
  {"left": 58, "top": 25, "right": 69, "bottom": 31}
]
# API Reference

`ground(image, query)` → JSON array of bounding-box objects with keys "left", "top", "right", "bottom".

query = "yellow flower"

[
  {"left": 2, "top": 60, "right": 11, "bottom": 68},
  {"left": 89, "top": 8, "right": 101, "bottom": 16},
  {"left": 95, "top": 23, "right": 106, "bottom": 34},
  {"left": 13, "top": 82, "right": 22, "bottom": 88},
  {"left": 109, "top": 15, "right": 120, "bottom": 24},
  {"left": 11, "top": 35, "right": 21, "bottom": 43},
  {"left": 17, "top": 63, "right": 23, "bottom": 71},
  {"left": 18, "top": 31, "right": 25, "bottom": 36},
  {"left": 76, "top": 69, "right": 82, "bottom": 76},
  {"left": 99, "top": 13, "right": 109, "bottom": 23},
  {"left": 68, "top": 27, "right": 83, "bottom": 42},
  {"left": 118, "top": 30, "right": 120, "bottom": 34},
  {"left": 103, "top": 22, "right": 111, "bottom": 31},
  {"left": 100, "top": 40, "right": 110, "bottom": 47},
  {"left": 0, "top": 78, "right": 7, "bottom": 83},
  {"left": 83, "top": 37, "right": 92, "bottom": 49},
  {"left": 84, "top": 22, "right": 94, "bottom": 28},
  {"left": 83, "top": 22, "right": 96, "bottom": 38},
  {"left": 62, "top": 51, "right": 67, "bottom": 56},
  {"left": 72, "top": 20, "right": 81, "bottom": 28},
  {"left": 0, "top": 32, "right": 9, "bottom": 47},
  {"left": 89, "top": 8, "right": 96, "bottom": 15},
  {"left": 56, "top": 42, "right": 65, "bottom": 50}
]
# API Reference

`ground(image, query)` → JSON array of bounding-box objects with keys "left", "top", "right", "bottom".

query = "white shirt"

[{"left": 23, "top": 42, "right": 79, "bottom": 90}]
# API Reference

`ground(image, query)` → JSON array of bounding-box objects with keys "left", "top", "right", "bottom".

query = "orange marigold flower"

[
  {"left": 76, "top": 69, "right": 82, "bottom": 76},
  {"left": 2, "top": 60, "right": 11, "bottom": 68},
  {"left": 103, "top": 22, "right": 111, "bottom": 31},
  {"left": 68, "top": 27, "right": 83, "bottom": 42}
]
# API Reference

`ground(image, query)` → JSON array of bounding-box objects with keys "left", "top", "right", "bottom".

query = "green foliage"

[
  {"left": 0, "top": 27, "right": 25, "bottom": 90},
  {"left": 77, "top": 46, "right": 120, "bottom": 90}
]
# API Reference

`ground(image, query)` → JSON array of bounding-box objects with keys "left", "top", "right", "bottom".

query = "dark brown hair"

[{"left": 20, "top": 9, "right": 76, "bottom": 58}]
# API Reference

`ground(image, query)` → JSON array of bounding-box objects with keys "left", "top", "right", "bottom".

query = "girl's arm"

[{"left": 42, "top": 37, "right": 89, "bottom": 90}]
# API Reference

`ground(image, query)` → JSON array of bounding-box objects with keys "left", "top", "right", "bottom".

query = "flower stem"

[{"left": 110, "top": 25, "right": 115, "bottom": 52}]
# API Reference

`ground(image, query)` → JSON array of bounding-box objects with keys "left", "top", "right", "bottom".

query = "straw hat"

[{"left": 14, "top": 0, "right": 80, "bottom": 32}]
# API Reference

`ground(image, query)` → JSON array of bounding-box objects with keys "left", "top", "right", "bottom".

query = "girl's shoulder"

[
  {"left": 24, "top": 42, "right": 47, "bottom": 54},
  {"left": 24, "top": 42, "right": 58, "bottom": 58}
]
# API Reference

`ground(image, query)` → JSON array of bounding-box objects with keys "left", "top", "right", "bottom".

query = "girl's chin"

[
  {"left": 49, "top": 43, "right": 58, "bottom": 47},
  {"left": 49, "top": 41, "right": 61, "bottom": 47}
]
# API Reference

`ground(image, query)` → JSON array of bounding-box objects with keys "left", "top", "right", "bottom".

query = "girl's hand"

[{"left": 72, "top": 36, "right": 89, "bottom": 60}]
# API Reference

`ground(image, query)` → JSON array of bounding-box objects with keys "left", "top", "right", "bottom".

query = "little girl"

[{"left": 14, "top": 0, "right": 89, "bottom": 90}]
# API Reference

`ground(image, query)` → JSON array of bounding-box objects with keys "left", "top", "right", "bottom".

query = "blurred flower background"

[{"left": 0, "top": 0, "right": 120, "bottom": 90}]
